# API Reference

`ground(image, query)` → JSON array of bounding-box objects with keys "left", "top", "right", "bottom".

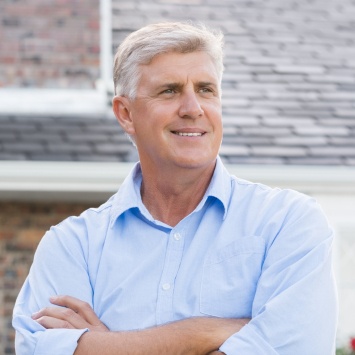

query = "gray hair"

[{"left": 113, "top": 22, "right": 224, "bottom": 98}]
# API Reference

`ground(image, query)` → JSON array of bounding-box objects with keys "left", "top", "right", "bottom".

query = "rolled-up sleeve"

[
  {"left": 13, "top": 308, "right": 87, "bottom": 355},
  {"left": 12, "top": 215, "right": 94, "bottom": 355},
  {"left": 220, "top": 198, "right": 338, "bottom": 355}
]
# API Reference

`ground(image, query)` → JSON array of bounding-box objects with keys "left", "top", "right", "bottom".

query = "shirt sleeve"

[
  {"left": 12, "top": 215, "right": 94, "bottom": 355},
  {"left": 219, "top": 196, "right": 338, "bottom": 355}
]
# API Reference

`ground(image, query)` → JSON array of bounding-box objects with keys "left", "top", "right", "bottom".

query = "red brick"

[
  {"left": 15, "top": 229, "right": 45, "bottom": 249},
  {"left": 0, "top": 0, "right": 99, "bottom": 88},
  {"left": 0, "top": 231, "right": 16, "bottom": 241}
]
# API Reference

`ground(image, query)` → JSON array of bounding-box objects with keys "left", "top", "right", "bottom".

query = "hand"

[
  {"left": 31, "top": 295, "right": 109, "bottom": 332},
  {"left": 207, "top": 352, "right": 225, "bottom": 354}
]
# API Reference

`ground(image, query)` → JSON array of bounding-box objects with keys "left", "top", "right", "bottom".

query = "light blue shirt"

[{"left": 13, "top": 157, "right": 337, "bottom": 354}]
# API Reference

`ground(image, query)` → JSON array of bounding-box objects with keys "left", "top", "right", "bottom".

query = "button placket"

[
  {"left": 162, "top": 283, "right": 171, "bottom": 291},
  {"left": 156, "top": 229, "right": 185, "bottom": 325},
  {"left": 173, "top": 232, "right": 181, "bottom": 241}
]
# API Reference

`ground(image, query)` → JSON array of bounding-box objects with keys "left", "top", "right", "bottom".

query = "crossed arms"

[{"left": 32, "top": 295, "right": 249, "bottom": 355}]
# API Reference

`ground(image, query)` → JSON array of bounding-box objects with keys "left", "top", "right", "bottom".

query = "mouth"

[{"left": 171, "top": 131, "right": 205, "bottom": 137}]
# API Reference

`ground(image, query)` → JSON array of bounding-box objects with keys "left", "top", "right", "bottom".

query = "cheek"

[
  {"left": 204, "top": 100, "right": 221, "bottom": 116},
  {"left": 209, "top": 107, "right": 223, "bottom": 128}
]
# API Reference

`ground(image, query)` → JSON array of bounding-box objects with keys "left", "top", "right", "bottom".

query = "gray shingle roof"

[
  {"left": 0, "top": 114, "right": 138, "bottom": 162},
  {"left": 1, "top": 0, "right": 355, "bottom": 165}
]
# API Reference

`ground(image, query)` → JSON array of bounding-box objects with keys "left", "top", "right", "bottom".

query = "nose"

[{"left": 178, "top": 91, "right": 204, "bottom": 119}]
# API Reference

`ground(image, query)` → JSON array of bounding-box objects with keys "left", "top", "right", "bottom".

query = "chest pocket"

[{"left": 200, "top": 236, "right": 265, "bottom": 318}]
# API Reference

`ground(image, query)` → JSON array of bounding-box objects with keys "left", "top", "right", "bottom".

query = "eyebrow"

[
  {"left": 156, "top": 83, "right": 182, "bottom": 91},
  {"left": 156, "top": 81, "right": 218, "bottom": 91},
  {"left": 196, "top": 81, "right": 217, "bottom": 88}
]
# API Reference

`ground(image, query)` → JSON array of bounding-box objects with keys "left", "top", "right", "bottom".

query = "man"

[{"left": 13, "top": 22, "right": 337, "bottom": 354}]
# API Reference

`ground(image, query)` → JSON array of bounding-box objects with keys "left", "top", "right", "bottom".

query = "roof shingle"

[{"left": 0, "top": 0, "right": 354, "bottom": 166}]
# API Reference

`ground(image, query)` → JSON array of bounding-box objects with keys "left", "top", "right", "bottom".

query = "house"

[{"left": 0, "top": 0, "right": 354, "bottom": 352}]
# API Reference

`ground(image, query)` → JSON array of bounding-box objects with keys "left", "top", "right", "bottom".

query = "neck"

[{"left": 140, "top": 162, "right": 216, "bottom": 227}]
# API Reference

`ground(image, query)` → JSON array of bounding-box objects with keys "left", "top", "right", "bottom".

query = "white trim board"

[
  {"left": 0, "top": 89, "right": 109, "bottom": 116},
  {"left": 0, "top": 161, "right": 354, "bottom": 202}
]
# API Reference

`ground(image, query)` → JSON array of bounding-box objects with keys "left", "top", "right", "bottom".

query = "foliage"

[{"left": 337, "top": 337, "right": 355, "bottom": 355}]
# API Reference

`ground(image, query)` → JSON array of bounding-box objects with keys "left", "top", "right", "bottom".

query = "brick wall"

[
  {"left": 0, "top": 201, "right": 93, "bottom": 355},
  {"left": 0, "top": 0, "right": 100, "bottom": 89}
]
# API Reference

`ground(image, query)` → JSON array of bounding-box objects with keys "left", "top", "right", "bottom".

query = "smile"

[{"left": 173, "top": 132, "right": 203, "bottom": 136}]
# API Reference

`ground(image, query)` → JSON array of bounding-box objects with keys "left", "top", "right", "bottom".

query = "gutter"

[{"left": 0, "top": 161, "right": 354, "bottom": 202}]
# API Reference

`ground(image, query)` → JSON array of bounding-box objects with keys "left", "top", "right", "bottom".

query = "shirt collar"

[
  {"left": 201, "top": 156, "right": 231, "bottom": 220},
  {"left": 109, "top": 162, "right": 143, "bottom": 228},
  {"left": 109, "top": 156, "right": 231, "bottom": 227}
]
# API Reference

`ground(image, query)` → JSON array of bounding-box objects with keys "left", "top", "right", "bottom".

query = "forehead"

[{"left": 138, "top": 51, "right": 219, "bottom": 85}]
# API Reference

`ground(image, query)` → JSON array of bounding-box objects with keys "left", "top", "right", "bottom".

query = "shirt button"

[
  {"left": 162, "top": 283, "right": 171, "bottom": 291},
  {"left": 173, "top": 232, "right": 181, "bottom": 241}
]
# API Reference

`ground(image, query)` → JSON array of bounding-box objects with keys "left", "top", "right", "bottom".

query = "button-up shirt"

[{"left": 13, "top": 157, "right": 337, "bottom": 354}]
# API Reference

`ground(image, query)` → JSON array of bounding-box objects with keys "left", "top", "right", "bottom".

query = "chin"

[{"left": 173, "top": 156, "right": 217, "bottom": 170}]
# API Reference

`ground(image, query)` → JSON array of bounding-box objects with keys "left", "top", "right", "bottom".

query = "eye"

[
  {"left": 160, "top": 88, "right": 176, "bottom": 95},
  {"left": 198, "top": 87, "right": 215, "bottom": 95}
]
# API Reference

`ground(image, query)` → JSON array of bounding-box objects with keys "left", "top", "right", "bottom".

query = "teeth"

[{"left": 176, "top": 132, "right": 202, "bottom": 136}]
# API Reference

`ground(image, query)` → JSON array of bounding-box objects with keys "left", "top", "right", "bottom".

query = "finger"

[
  {"left": 35, "top": 315, "right": 76, "bottom": 330},
  {"left": 50, "top": 295, "right": 101, "bottom": 326},
  {"left": 32, "top": 305, "right": 88, "bottom": 329},
  {"left": 49, "top": 296, "right": 109, "bottom": 331}
]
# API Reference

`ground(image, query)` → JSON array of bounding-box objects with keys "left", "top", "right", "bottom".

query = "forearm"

[
  {"left": 30, "top": 296, "right": 248, "bottom": 354},
  {"left": 75, "top": 317, "right": 248, "bottom": 355}
]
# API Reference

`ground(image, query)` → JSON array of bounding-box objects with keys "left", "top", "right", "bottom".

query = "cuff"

[
  {"left": 34, "top": 328, "right": 88, "bottom": 355},
  {"left": 219, "top": 325, "right": 277, "bottom": 355}
]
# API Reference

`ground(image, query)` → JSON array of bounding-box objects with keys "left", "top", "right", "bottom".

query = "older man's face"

[{"left": 127, "top": 51, "right": 223, "bottom": 173}]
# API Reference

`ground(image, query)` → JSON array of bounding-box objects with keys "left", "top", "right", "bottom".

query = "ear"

[{"left": 112, "top": 95, "right": 135, "bottom": 135}]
